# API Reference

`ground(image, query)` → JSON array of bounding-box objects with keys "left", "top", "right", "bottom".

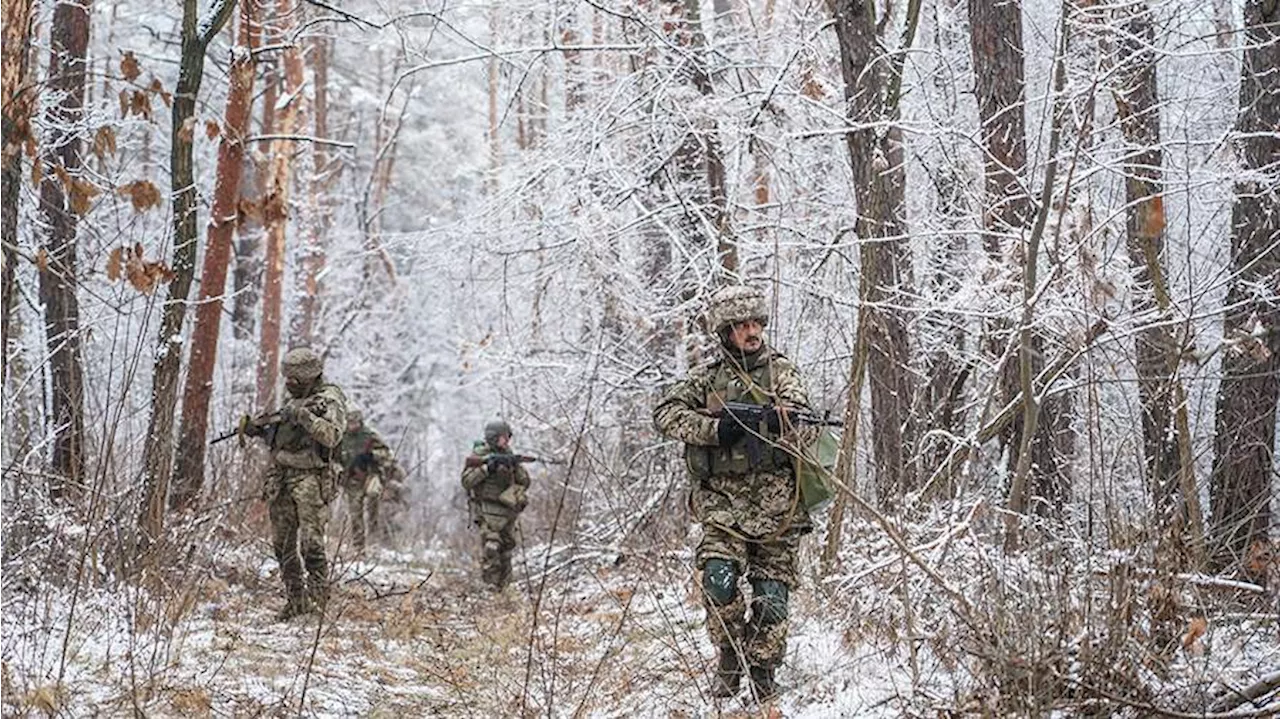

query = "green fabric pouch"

[{"left": 795, "top": 428, "right": 839, "bottom": 511}]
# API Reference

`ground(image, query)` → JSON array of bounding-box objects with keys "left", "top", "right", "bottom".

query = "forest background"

[{"left": 1, "top": 0, "right": 1277, "bottom": 715}]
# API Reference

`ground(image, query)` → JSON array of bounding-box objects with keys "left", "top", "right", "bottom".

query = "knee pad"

[
  {"left": 702, "top": 558, "right": 740, "bottom": 606},
  {"left": 750, "top": 579, "right": 789, "bottom": 625}
]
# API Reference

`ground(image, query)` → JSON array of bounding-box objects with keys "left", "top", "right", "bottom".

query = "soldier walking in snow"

[
  {"left": 460, "top": 420, "right": 531, "bottom": 590},
  {"left": 246, "top": 347, "right": 347, "bottom": 620},
  {"left": 652, "top": 285, "right": 816, "bottom": 702},
  {"left": 339, "top": 409, "right": 400, "bottom": 555}
]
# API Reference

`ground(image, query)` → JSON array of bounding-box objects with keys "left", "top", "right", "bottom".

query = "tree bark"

[
  {"left": 1109, "top": 0, "right": 1203, "bottom": 566},
  {"left": 255, "top": 0, "right": 304, "bottom": 410},
  {"left": 1209, "top": 0, "right": 1280, "bottom": 581},
  {"left": 171, "top": 4, "right": 257, "bottom": 511},
  {"left": 232, "top": 2, "right": 271, "bottom": 342},
  {"left": 2, "top": 0, "right": 35, "bottom": 384},
  {"left": 829, "top": 0, "right": 920, "bottom": 507},
  {"left": 36, "top": 0, "right": 91, "bottom": 501},
  {"left": 138, "top": 0, "right": 234, "bottom": 540},
  {"left": 969, "top": 0, "right": 1074, "bottom": 515},
  {"left": 290, "top": 27, "right": 329, "bottom": 348}
]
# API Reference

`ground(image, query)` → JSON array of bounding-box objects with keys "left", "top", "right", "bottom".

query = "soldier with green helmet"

[
  {"left": 652, "top": 285, "right": 815, "bottom": 702},
  {"left": 339, "top": 408, "right": 400, "bottom": 555},
  {"left": 460, "top": 420, "right": 530, "bottom": 590},
  {"left": 245, "top": 347, "right": 347, "bottom": 620}
]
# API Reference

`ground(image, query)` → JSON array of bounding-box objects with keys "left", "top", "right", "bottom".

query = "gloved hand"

[
  {"left": 485, "top": 455, "right": 511, "bottom": 474},
  {"left": 716, "top": 413, "right": 747, "bottom": 446},
  {"left": 763, "top": 406, "right": 786, "bottom": 434},
  {"left": 280, "top": 403, "right": 299, "bottom": 424}
]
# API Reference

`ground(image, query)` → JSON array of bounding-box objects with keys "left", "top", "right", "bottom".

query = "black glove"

[
  {"left": 716, "top": 414, "right": 747, "bottom": 446},
  {"left": 763, "top": 406, "right": 785, "bottom": 434},
  {"left": 485, "top": 455, "right": 511, "bottom": 474}
]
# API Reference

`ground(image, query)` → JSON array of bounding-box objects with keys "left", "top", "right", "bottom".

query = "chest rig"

[{"left": 690, "top": 356, "right": 787, "bottom": 478}]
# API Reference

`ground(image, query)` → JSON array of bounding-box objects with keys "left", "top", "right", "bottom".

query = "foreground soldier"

[
  {"left": 653, "top": 285, "right": 814, "bottom": 702},
  {"left": 339, "top": 409, "right": 399, "bottom": 555},
  {"left": 246, "top": 347, "right": 347, "bottom": 620},
  {"left": 460, "top": 421, "right": 530, "bottom": 590}
]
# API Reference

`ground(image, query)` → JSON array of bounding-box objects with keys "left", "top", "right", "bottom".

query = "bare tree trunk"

[
  {"left": 36, "top": 0, "right": 91, "bottom": 501},
  {"left": 829, "top": 0, "right": 920, "bottom": 507},
  {"left": 1209, "top": 0, "right": 1280, "bottom": 581},
  {"left": 2, "top": 0, "right": 35, "bottom": 384},
  {"left": 232, "top": 2, "right": 271, "bottom": 343},
  {"left": 1108, "top": 0, "right": 1203, "bottom": 567},
  {"left": 290, "top": 27, "right": 329, "bottom": 347},
  {"left": 171, "top": 3, "right": 257, "bottom": 511},
  {"left": 255, "top": 0, "right": 304, "bottom": 409},
  {"left": 138, "top": 0, "right": 235, "bottom": 540}
]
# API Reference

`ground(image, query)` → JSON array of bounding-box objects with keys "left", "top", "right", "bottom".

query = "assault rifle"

[
  {"left": 463, "top": 453, "right": 563, "bottom": 472},
  {"left": 210, "top": 410, "right": 283, "bottom": 447},
  {"left": 708, "top": 400, "right": 843, "bottom": 467},
  {"left": 710, "top": 400, "right": 844, "bottom": 430}
]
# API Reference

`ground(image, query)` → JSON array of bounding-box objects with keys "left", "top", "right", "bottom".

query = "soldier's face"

[
  {"left": 284, "top": 376, "right": 314, "bottom": 397},
  {"left": 494, "top": 433, "right": 511, "bottom": 451},
  {"left": 728, "top": 319, "right": 763, "bottom": 353}
]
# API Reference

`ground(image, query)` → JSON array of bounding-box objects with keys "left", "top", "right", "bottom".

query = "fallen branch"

[{"left": 1210, "top": 670, "right": 1280, "bottom": 713}]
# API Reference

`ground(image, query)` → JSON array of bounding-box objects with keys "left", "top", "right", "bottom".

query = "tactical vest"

[
  {"left": 470, "top": 443, "right": 517, "bottom": 502},
  {"left": 690, "top": 357, "right": 788, "bottom": 478},
  {"left": 272, "top": 384, "right": 339, "bottom": 470}
]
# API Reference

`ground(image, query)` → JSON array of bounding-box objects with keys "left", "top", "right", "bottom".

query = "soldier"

[
  {"left": 652, "top": 285, "right": 814, "bottom": 702},
  {"left": 460, "top": 420, "right": 530, "bottom": 590},
  {"left": 246, "top": 347, "right": 347, "bottom": 620},
  {"left": 339, "top": 409, "right": 399, "bottom": 555}
]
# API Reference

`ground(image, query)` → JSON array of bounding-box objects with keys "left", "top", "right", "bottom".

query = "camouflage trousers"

[
  {"left": 696, "top": 522, "right": 799, "bottom": 668},
  {"left": 341, "top": 478, "right": 381, "bottom": 552},
  {"left": 472, "top": 499, "right": 518, "bottom": 588},
  {"left": 268, "top": 468, "right": 331, "bottom": 604}
]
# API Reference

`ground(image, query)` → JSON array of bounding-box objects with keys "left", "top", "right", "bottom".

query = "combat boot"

[
  {"left": 749, "top": 665, "right": 778, "bottom": 703},
  {"left": 710, "top": 646, "right": 742, "bottom": 698}
]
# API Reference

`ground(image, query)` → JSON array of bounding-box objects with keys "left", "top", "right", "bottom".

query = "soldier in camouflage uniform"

[
  {"left": 653, "top": 285, "right": 814, "bottom": 702},
  {"left": 460, "top": 420, "right": 530, "bottom": 590},
  {"left": 339, "top": 409, "right": 399, "bottom": 554},
  {"left": 247, "top": 347, "right": 347, "bottom": 620}
]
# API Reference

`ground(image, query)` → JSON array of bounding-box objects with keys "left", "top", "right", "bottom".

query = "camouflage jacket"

[
  {"left": 340, "top": 425, "right": 395, "bottom": 480},
  {"left": 272, "top": 382, "right": 347, "bottom": 470},
  {"left": 652, "top": 344, "right": 813, "bottom": 537},
  {"left": 461, "top": 442, "right": 531, "bottom": 505}
]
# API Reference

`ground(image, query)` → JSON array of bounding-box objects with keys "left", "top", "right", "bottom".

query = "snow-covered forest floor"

[{"left": 5, "top": 506, "right": 1277, "bottom": 718}]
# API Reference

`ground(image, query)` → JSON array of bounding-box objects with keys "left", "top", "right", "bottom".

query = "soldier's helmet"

[
  {"left": 484, "top": 420, "right": 513, "bottom": 444},
  {"left": 281, "top": 347, "right": 324, "bottom": 381},
  {"left": 347, "top": 408, "right": 364, "bottom": 425},
  {"left": 706, "top": 285, "right": 769, "bottom": 335}
]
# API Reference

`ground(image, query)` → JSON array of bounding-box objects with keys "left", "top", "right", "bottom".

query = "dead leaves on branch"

[
  {"left": 50, "top": 164, "right": 100, "bottom": 216},
  {"left": 106, "top": 243, "right": 174, "bottom": 294},
  {"left": 117, "top": 179, "right": 162, "bottom": 212}
]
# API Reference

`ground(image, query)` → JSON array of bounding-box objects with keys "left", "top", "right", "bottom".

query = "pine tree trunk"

[
  {"left": 2, "top": 0, "right": 35, "bottom": 384},
  {"left": 232, "top": 4, "right": 270, "bottom": 343},
  {"left": 255, "top": 0, "right": 304, "bottom": 409},
  {"left": 171, "top": 4, "right": 257, "bottom": 511},
  {"left": 36, "top": 0, "right": 91, "bottom": 501},
  {"left": 1208, "top": 0, "right": 1280, "bottom": 581},
  {"left": 829, "top": 0, "right": 919, "bottom": 507},
  {"left": 290, "top": 28, "right": 329, "bottom": 348},
  {"left": 138, "top": 0, "right": 234, "bottom": 541},
  {"left": 1109, "top": 0, "right": 1203, "bottom": 566}
]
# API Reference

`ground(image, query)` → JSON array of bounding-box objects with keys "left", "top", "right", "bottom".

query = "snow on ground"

[{"left": 3, "top": 526, "right": 1277, "bottom": 718}]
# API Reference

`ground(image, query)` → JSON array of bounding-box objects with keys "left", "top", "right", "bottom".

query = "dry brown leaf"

[
  {"left": 800, "top": 66, "right": 827, "bottom": 100},
  {"left": 149, "top": 78, "right": 172, "bottom": 107},
  {"left": 34, "top": 248, "right": 47, "bottom": 274},
  {"left": 117, "top": 180, "right": 162, "bottom": 213},
  {"left": 236, "top": 198, "right": 261, "bottom": 224},
  {"left": 204, "top": 120, "right": 220, "bottom": 140},
  {"left": 106, "top": 246, "right": 123, "bottom": 281},
  {"left": 93, "top": 126, "right": 117, "bottom": 159},
  {"left": 113, "top": 243, "right": 175, "bottom": 294},
  {"left": 30, "top": 156, "right": 42, "bottom": 187},
  {"left": 69, "top": 177, "right": 101, "bottom": 216},
  {"left": 120, "top": 51, "right": 141, "bottom": 82},
  {"left": 129, "top": 90, "right": 152, "bottom": 120},
  {"left": 1182, "top": 616, "right": 1207, "bottom": 651},
  {"left": 1140, "top": 195, "right": 1165, "bottom": 238},
  {"left": 118, "top": 88, "right": 129, "bottom": 117}
]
